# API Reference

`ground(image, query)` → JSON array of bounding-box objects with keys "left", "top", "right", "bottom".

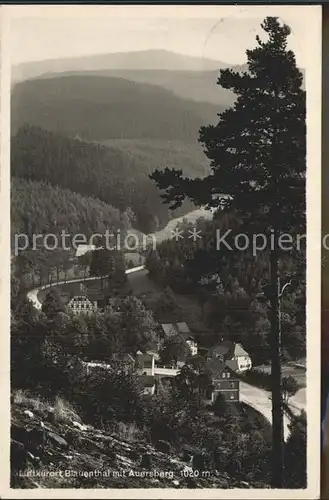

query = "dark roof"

[
  {"left": 111, "top": 353, "right": 135, "bottom": 364},
  {"left": 198, "top": 346, "right": 209, "bottom": 355},
  {"left": 208, "top": 341, "right": 250, "bottom": 359},
  {"left": 68, "top": 294, "right": 93, "bottom": 304},
  {"left": 176, "top": 322, "right": 191, "bottom": 334},
  {"left": 160, "top": 322, "right": 193, "bottom": 340},
  {"left": 207, "top": 341, "right": 233, "bottom": 358},
  {"left": 206, "top": 358, "right": 235, "bottom": 378},
  {"left": 161, "top": 323, "right": 177, "bottom": 336}
]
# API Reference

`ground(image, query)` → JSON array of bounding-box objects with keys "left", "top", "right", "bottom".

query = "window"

[
  {"left": 222, "top": 373, "right": 226, "bottom": 379},
  {"left": 227, "top": 372, "right": 230, "bottom": 379},
  {"left": 230, "top": 382, "right": 235, "bottom": 388},
  {"left": 230, "top": 394, "right": 235, "bottom": 400}
]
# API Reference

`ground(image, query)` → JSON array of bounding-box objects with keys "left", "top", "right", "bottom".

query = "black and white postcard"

[{"left": 0, "top": 4, "right": 322, "bottom": 499}]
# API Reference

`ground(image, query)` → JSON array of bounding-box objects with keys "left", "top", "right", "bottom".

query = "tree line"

[
  {"left": 145, "top": 214, "right": 306, "bottom": 364},
  {"left": 11, "top": 125, "right": 194, "bottom": 234}
]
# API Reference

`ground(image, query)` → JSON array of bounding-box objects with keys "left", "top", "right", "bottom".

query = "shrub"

[
  {"left": 12, "top": 390, "right": 49, "bottom": 418},
  {"left": 73, "top": 366, "right": 145, "bottom": 427},
  {"left": 156, "top": 439, "right": 173, "bottom": 455},
  {"left": 53, "top": 397, "right": 81, "bottom": 424},
  {"left": 140, "top": 453, "right": 152, "bottom": 469},
  {"left": 115, "top": 422, "right": 141, "bottom": 442},
  {"left": 192, "top": 452, "right": 207, "bottom": 471},
  {"left": 182, "top": 446, "right": 193, "bottom": 462}
]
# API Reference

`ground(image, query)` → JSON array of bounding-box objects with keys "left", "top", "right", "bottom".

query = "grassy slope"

[{"left": 11, "top": 390, "right": 271, "bottom": 489}]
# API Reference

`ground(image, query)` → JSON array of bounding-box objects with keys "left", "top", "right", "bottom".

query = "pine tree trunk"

[{"left": 270, "top": 235, "right": 285, "bottom": 488}]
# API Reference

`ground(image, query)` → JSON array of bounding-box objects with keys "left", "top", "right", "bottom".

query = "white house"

[
  {"left": 135, "top": 350, "right": 179, "bottom": 378},
  {"left": 82, "top": 350, "right": 178, "bottom": 397},
  {"left": 67, "top": 295, "right": 97, "bottom": 316},
  {"left": 75, "top": 244, "right": 96, "bottom": 258},
  {"left": 207, "top": 341, "right": 252, "bottom": 373}
]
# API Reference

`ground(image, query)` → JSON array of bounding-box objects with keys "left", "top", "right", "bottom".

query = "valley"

[{"left": 10, "top": 35, "right": 307, "bottom": 491}]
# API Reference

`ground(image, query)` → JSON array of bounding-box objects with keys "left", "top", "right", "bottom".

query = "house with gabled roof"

[
  {"left": 206, "top": 340, "right": 252, "bottom": 373},
  {"left": 160, "top": 322, "right": 198, "bottom": 356},
  {"left": 67, "top": 294, "right": 97, "bottom": 316},
  {"left": 201, "top": 358, "right": 240, "bottom": 405}
]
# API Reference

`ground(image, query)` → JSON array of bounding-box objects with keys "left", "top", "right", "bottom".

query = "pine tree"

[
  {"left": 41, "top": 289, "right": 65, "bottom": 318},
  {"left": 90, "top": 248, "right": 115, "bottom": 290},
  {"left": 150, "top": 17, "right": 305, "bottom": 487}
]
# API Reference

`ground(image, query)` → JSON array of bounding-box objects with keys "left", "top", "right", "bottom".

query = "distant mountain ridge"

[
  {"left": 12, "top": 49, "right": 230, "bottom": 83},
  {"left": 12, "top": 50, "right": 304, "bottom": 108},
  {"left": 28, "top": 69, "right": 236, "bottom": 107},
  {"left": 11, "top": 74, "right": 220, "bottom": 140}
]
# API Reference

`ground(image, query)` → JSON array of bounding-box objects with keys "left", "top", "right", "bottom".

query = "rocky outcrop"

[{"left": 11, "top": 398, "right": 270, "bottom": 489}]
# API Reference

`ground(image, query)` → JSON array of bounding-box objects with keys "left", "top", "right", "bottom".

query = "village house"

[
  {"left": 82, "top": 349, "right": 240, "bottom": 404},
  {"left": 206, "top": 340, "right": 252, "bottom": 373},
  {"left": 83, "top": 351, "right": 164, "bottom": 396},
  {"left": 135, "top": 351, "right": 157, "bottom": 376},
  {"left": 201, "top": 358, "right": 240, "bottom": 404},
  {"left": 135, "top": 350, "right": 182, "bottom": 395},
  {"left": 67, "top": 294, "right": 98, "bottom": 316},
  {"left": 160, "top": 322, "right": 198, "bottom": 356},
  {"left": 135, "top": 350, "right": 180, "bottom": 375},
  {"left": 75, "top": 244, "right": 96, "bottom": 258}
]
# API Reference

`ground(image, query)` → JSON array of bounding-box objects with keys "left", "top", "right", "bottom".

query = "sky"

[{"left": 7, "top": 5, "right": 318, "bottom": 67}]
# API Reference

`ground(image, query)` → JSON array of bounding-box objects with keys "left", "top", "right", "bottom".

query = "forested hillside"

[
  {"left": 98, "top": 138, "right": 209, "bottom": 178},
  {"left": 145, "top": 214, "right": 306, "bottom": 364},
  {"left": 23, "top": 69, "right": 237, "bottom": 108},
  {"left": 11, "top": 126, "right": 198, "bottom": 233},
  {"left": 11, "top": 75, "right": 220, "bottom": 141},
  {"left": 11, "top": 177, "right": 123, "bottom": 242}
]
